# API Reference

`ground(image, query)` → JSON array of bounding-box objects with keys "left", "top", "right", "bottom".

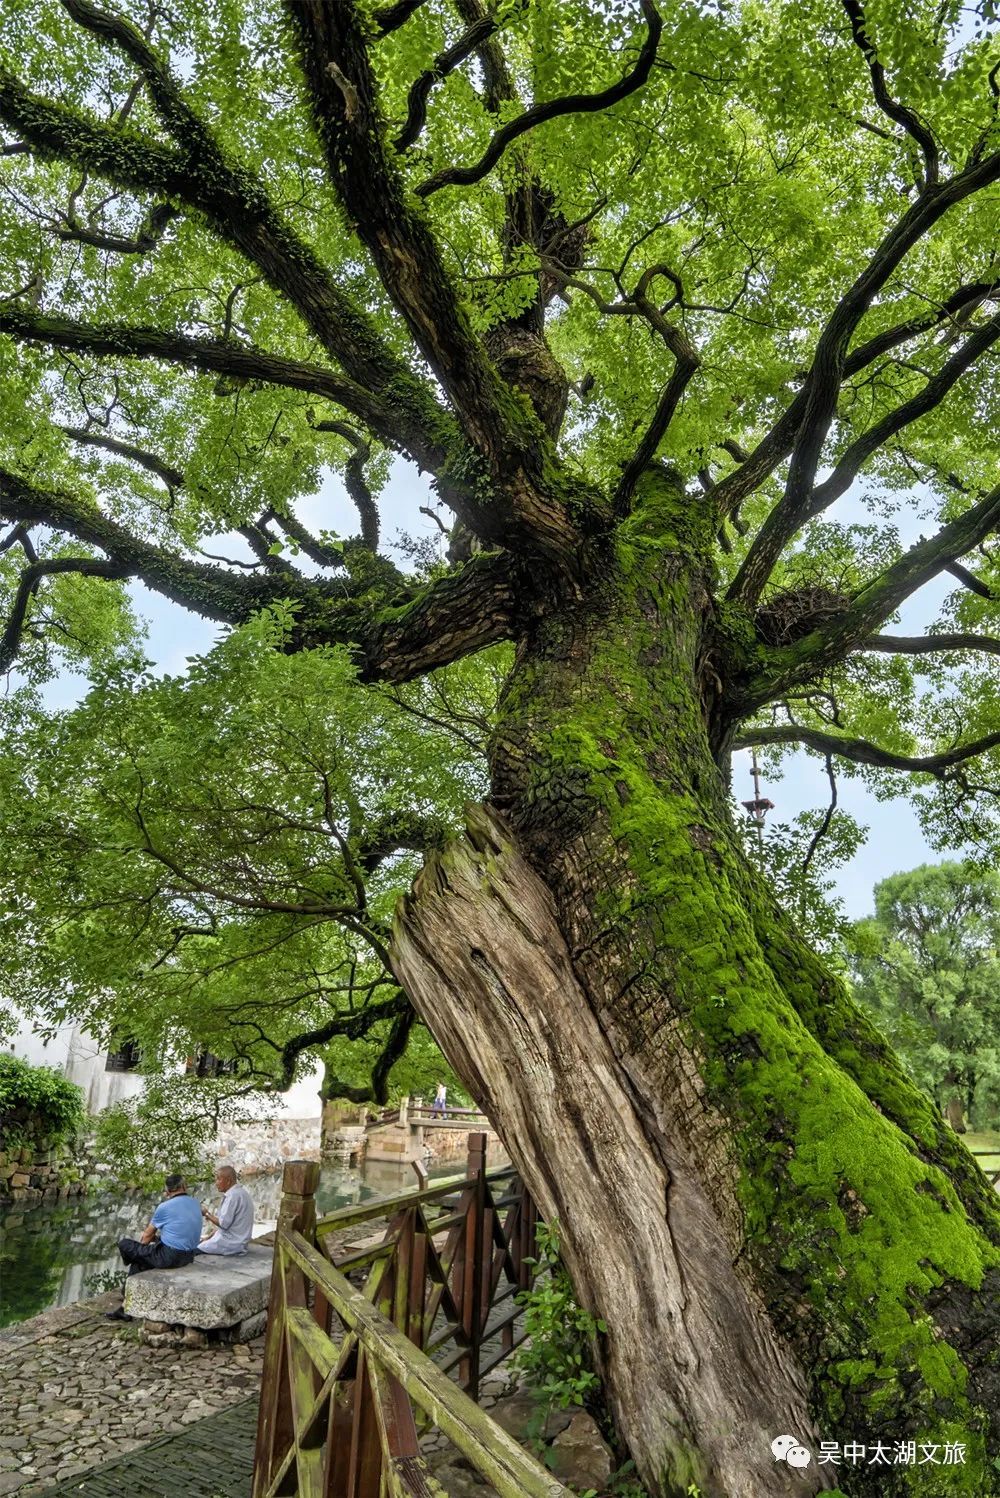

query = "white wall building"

[{"left": 4, "top": 1012, "right": 323, "bottom": 1135}]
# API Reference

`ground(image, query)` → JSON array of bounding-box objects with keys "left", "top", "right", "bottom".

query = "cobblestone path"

[{"left": 0, "top": 1294, "right": 263, "bottom": 1495}]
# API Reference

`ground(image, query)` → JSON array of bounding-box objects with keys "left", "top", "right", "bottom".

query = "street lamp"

[{"left": 741, "top": 748, "right": 775, "bottom": 859}]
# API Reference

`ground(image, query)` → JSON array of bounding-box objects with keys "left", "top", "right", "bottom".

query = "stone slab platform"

[{"left": 124, "top": 1243, "right": 273, "bottom": 1329}]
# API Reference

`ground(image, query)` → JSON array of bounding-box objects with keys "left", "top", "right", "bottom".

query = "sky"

[{"left": 34, "top": 457, "right": 960, "bottom": 925}]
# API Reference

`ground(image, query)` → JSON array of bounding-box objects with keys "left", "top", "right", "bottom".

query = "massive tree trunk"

[{"left": 393, "top": 474, "right": 1000, "bottom": 1498}]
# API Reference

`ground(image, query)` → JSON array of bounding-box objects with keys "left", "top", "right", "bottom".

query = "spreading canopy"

[
  {"left": 0, "top": 0, "right": 998, "bottom": 835},
  {"left": 0, "top": 611, "right": 501, "bottom": 1103},
  {"left": 3, "top": 3, "right": 1000, "bottom": 1484}
]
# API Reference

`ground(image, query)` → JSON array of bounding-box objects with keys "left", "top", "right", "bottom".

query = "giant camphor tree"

[{"left": 1, "top": 0, "right": 1000, "bottom": 1492}]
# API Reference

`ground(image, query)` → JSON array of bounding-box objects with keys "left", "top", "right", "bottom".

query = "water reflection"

[{"left": 0, "top": 1157, "right": 441, "bottom": 1329}]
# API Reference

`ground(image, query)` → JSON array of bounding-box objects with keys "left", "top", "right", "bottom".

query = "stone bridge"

[{"left": 330, "top": 1097, "right": 503, "bottom": 1165}]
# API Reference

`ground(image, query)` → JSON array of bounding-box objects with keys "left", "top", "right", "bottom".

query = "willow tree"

[{"left": 1, "top": 0, "right": 999, "bottom": 1491}]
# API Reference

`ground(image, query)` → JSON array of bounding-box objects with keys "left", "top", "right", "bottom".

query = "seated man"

[
  {"left": 198, "top": 1164, "right": 254, "bottom": 1256},
  {"left": 106, "top": 1172, "right": 203, "bottom": 1320}
]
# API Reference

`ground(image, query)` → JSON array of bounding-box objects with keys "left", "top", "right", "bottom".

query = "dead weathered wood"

[{"left": 393, "top": 805, "right": 819, "bottom": 1498}]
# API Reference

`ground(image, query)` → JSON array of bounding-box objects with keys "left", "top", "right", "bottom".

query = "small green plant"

[
  {"left": 604, "top": 1459, "right": 651, "bottom": 1498},
  {"left": 0, "top": 1053, "right": 85, "bottom": 1147},
  {"left": 514, "top": 1220, "right": 606, "bottom": 1438}
]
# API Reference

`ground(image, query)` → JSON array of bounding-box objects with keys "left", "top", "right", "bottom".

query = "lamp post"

[{"left": 741, "top": 748, "right": 775, "bottom": 860}]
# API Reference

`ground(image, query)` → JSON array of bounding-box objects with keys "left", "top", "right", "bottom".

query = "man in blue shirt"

[{"left": 105, "top": 1172, "right": 203, "bottom": 1320}]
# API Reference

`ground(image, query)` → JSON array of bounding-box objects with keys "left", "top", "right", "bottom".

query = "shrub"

[
  {"left": 514, "top": 1220, "right": 605, "bottom": 1428},
  {"left": 0, "top": 1053, "right": 85, "bottom": 1147}
]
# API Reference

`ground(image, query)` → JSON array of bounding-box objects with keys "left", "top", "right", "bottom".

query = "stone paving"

[
  {"left": 28, "top": 1397, "right": 259, "bottom": 1498},
  {"left": 0, "top": 1292, "right": 613, "bottom": 1498},
  {"left": 0, "top": 1293, "right": 264, "bottom": 1495}
]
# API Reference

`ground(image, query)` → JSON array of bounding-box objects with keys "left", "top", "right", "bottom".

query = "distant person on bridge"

[
  {"left": 431, "top": 1083, "right": 447, "bottom": 1117},
  {"left": 198, "top": 1164, "right": 254, "bottom": 1255},
  {"left": 105, "top": 1171, "right": 202, "bottom": 1319}
]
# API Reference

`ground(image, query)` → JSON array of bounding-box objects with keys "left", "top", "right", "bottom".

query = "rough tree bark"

[{"left": 394, "top": 471, "right": 1000, "bottom": 1498}]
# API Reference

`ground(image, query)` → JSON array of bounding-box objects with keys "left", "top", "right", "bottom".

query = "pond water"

[{"left": 0, "top": 1157, "right": 442, "bottom": 1329}]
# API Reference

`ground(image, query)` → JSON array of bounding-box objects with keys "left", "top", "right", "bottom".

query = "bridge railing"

[
  {"left": 367, "top": 1097, "right": 491, "bottom": 1128},
  {"left": 409, "top": 1103, "right": 490, "bottom": 1123},
  {"left": 252, "top": 1135, "right": 565, "bottom": 1498}
]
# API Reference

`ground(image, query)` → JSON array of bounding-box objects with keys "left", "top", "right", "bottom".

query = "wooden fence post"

[
  {"left": 459, "top": 1132, "right": 487, "bottom": 1398},
  {"left": 252, "top": 1159, "right": 321, "bottom": 1497}
]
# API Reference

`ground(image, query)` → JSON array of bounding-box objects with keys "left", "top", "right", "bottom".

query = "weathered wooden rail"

[
  {"left": 252, "top": 1135, "right": 570, "bottom": 1498},
  {"left": 970, "top": 1148, "right": 1000, "bottom": 1187}
]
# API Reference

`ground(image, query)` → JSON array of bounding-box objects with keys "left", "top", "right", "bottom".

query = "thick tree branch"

[
  {"left": 237, "top": 516, "right": 297, "bottom": 575},
  {"left": 0, "top": 523, "right": 37, "bottom": 560},
  {"left": 0, "top": 54, "right": 451, "bottom": 450},
  {"left": 60, "top": 425, "right": 184, "bottom": 491},
  {"left": 864, "top": 632, "right": 1000, "bottom": 659},
  {"left": 842, "top": 0, "right": 939, "bottom": 188},
  {"left": 3, "top": 16, "right": 597, "bottom": 561},
  {"left": 688, "top": 284, "right": 997, "bottom": 538},
  {"left": 357, "top": 811, "right": 450, "bottom": 874},
  {"left": 2, "top": 554, "right": 131, "bottom": 673},
  {"left": 373, "top": 0, "right": 425, "bottom": 34},
  {"left": 394, "top": 14, "right": 498, "bottom": 151},
  {"left": 370, "top": 1004, "right": 416, "bottom": 1101},
  {"left": 350, "top": 549, "right": 520, "bottom": 683},
  {"left": 313, "top": 1001, "right": 417, "bottom": 1104},
  {"left": 274, "top": 989, "right": 410, "bottom": 1092},
  {"left": 795, "top": 309, "right": 1000, "bottom": 521},
  {"left": 0, "top": 303, "right": 446, "bottom": 472},
  {"left": 283, "top": 0, "right": 586, "bottom": 564},
  {"left": 0, "top": 464, "right": 519, "bottom": 682},
  {"left": 310, "top": 418, "right": 378, "bottom": 550},
  {"left": 56, "top": 199, "right": 178, "bottom": 255},
  {"left": 734, "top": 481, "right": 1000, "bottom": 713},
  {"left": 847, "top": 281, "right": 1000, "bottom": 372},
  {"left": 944, "top": 560, "right": 996, "bottom": 601},
  {"left": 615, "top": 293, "right": 699, "bottom": 511},
  {"left": 453, "top": 0, "right": 517, "bottom": 112},
  {"left": 416, "top": 0, "right": 663, "bottom": 197},
  {"left": 726, "top": 152, "right": 1000, "bottom": 605},
  {"left": 734, "top": 724, "right": 1000, "bottom": 778},
  {"left": 273, "top": 510, "right": 353, "bottom": 568}
]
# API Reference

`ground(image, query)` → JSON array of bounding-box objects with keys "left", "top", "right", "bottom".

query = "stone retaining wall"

[
  {"left": 0, "top": 1137, "right": 99, "bottom": 1207},
  {"left": 424, "top": 1127, "right": 504, "bottom": 1163},
  {"left": 1, "top": 1115, "right": 323, "bottom": 1202},
  {"left": 212, "top": 1115, "right": 321, "bottom": 1176}
]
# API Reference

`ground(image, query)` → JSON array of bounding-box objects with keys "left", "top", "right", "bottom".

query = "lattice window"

[{"left": 104, "top": 1037, "right": 142, "bottom": 1072}]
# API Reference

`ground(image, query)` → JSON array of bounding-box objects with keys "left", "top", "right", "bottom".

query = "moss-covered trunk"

[{"left": 393, "top": 479, "right": 1000, "bottom": 1498}]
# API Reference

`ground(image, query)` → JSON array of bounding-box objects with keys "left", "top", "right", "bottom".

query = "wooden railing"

[
  {"left": 970, "top": 1148, "right": 1000, "bottom": 1187},
  {"left": 252, "top": 1135, "right": 568, "bottom": 1498}
]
